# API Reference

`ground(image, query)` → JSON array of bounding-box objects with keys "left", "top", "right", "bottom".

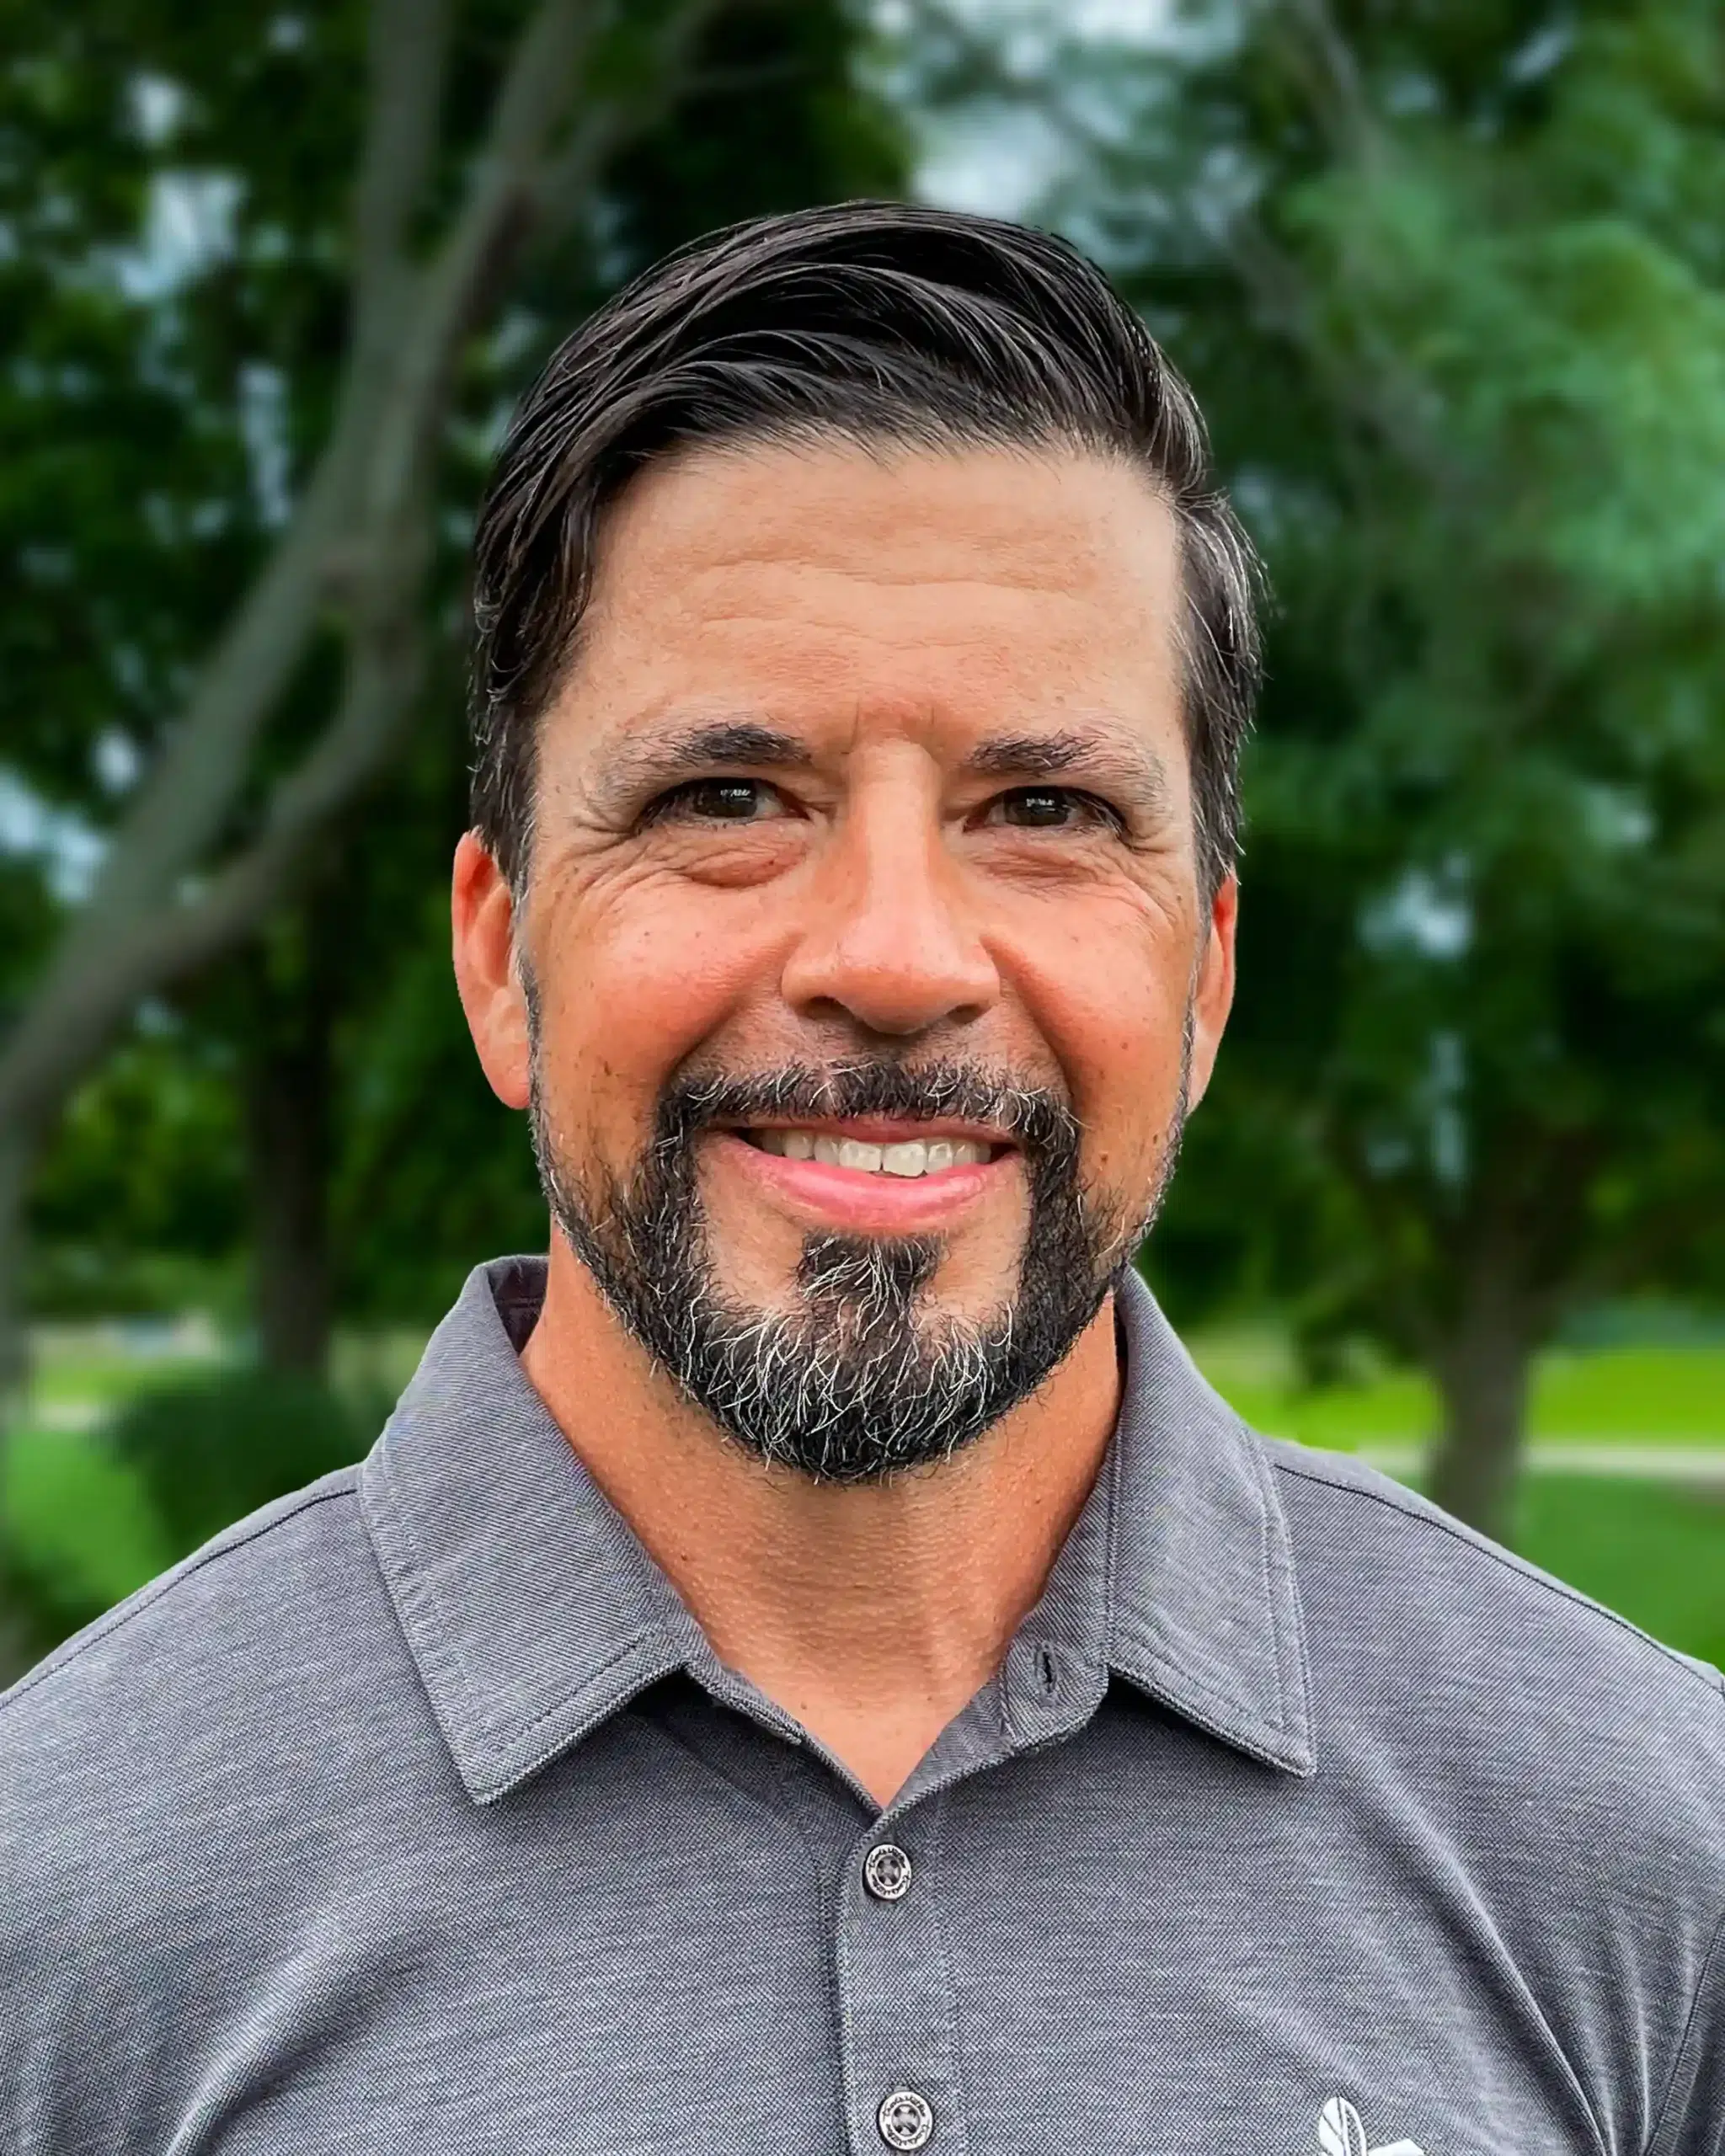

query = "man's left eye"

[{"left": 983, "top": 787, "right": 1116, "bottom": 832}]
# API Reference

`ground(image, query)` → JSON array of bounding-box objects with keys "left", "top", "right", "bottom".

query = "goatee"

[{"left": 530, "top": 1050, "right": 1185, "bottom": 1485}]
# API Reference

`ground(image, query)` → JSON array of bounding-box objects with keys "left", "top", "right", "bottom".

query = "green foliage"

[
  {"left": 604, "top": 0, "right": 906, "bottom": 270},
  {"left": 1, "top": 1359, "right": 373, "bottom": 1656},
  {"left": 105, "top": 1364, "right": 371, "bottom": 1555},
  {"left": 4, "top": 0, "right": 910, "bottom": 1332},
  {"left": 2, "top": 1419, "right": 173, "bottom": 1645},
  {"left": 26, "top": 1029, "right": 244, "bottom": 1315},
  {"left": 0, "top": 3, "right": 357, "bottom": 812},
  {"left": 1065, "top": 3, "right": 1725, "bottom": 1414}
]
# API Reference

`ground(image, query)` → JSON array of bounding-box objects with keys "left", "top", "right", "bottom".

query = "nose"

[{"left": 779, "top": 771, "right": 1000, "bottom": 1038}]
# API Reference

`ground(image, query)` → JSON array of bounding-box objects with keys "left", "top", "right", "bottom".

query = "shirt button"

[
  {"left": 877, "top": 2089, "right": 934, "bottom": 2150},
  {"left": 863, "top": 1843, "right": 913, "bottom": 1901}
]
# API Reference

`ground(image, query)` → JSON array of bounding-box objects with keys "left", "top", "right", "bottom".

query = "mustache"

[{"left": 652, "top": 1059, "right": 1081, "bottom": 1161}]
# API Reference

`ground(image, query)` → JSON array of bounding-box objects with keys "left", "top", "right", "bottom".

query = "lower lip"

[{"left": 711, "top": 1131, "right": 1013, "bottom": 1233}]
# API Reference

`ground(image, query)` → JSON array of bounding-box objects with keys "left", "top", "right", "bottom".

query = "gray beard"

[{"left": 528, "top": 1045, "right": 1188, "bottom": 1486}]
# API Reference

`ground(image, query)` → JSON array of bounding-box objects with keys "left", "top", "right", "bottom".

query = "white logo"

[{"left": 1318, "top": 2095, "right": 1425, "bottom": 2156}]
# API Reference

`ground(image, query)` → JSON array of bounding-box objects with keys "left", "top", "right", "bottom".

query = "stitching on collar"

[
  {"left": 369, "top": 1435, "right": 694, "bottom": 1790},
  {"left": 1235, "top": 1411, "right": 1311, "bottom": 1737}
]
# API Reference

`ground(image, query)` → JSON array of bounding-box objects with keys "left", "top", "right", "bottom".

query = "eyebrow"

[
  {"left": 594, "top": 718, "right": 1173, "bottom": 819},
  {"left": 594, "top": 720, "right": 814, "bottom": 814}
]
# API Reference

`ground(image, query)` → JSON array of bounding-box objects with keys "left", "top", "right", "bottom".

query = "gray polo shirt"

[{"left": 3, "top": 1258, "right": 1722, "bottom": 2156}]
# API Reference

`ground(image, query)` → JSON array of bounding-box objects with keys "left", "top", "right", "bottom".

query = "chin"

[{"left": 734, "top": 1242, "right": 1023, "bottom": 1327}]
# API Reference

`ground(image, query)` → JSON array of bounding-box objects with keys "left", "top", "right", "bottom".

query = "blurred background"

[{"left": 2, "top": 0, "right": 1722, "bottom": 1680}]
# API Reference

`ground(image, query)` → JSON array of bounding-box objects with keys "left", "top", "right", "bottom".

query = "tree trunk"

[
  {"left": 244, "top": 1021, "right": 333, "bottom": 1380},
  {"left": 0, "top": 1126, "right": 30, "bottom": 1417},
  {"left": 0, "top": 1128, "right": 37, "bottom": 1682},
  {"left": 240, "top": 896, "right": 338, "bottom": 1380},
  {"left": 1426, "top": 1292, "right": 1536, "bottom": 1543}
]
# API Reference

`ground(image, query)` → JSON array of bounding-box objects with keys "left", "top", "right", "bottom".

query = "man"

[{"left": 2, "top": 203, "right": 1721, "bottom": 2156}]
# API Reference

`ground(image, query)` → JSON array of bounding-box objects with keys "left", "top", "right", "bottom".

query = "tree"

[
  {"left": 0, "top": 0, "right": 906, "bottom": 1401},
  {"left": 0, "top": 0, "right": 719, "bottom": 1399},
  {"left": 1009, "top": 0, "right": 1725, "bottom": 1535}
]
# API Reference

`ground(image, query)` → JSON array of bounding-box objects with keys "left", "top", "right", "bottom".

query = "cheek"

[
  {"left": 1001, "top": 894, "right": 1196, "bottom": 1183},
  {"left": 528, "top": 870, "right": 780, "bottom": 1147}
]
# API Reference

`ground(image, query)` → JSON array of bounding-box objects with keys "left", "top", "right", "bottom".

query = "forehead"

[{"left": 547, "top": 435, "right": 1186, "bottom": 766}]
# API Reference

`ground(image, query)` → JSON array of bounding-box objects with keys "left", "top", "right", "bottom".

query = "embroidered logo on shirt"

[{"left": 1318, "top": 2095, "right": 1425, "bottom": 2156}]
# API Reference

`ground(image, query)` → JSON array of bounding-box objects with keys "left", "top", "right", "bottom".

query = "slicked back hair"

[{"left": 469, "top": 200, "right": 1262, "bottom": 899}]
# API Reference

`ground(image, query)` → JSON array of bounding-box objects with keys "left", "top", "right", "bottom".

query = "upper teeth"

[{"left": 753, "top": 1131, "right": 991, "bottom": 1176}]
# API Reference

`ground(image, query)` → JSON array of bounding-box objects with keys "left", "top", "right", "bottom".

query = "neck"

[{"left": 520, "top": 1237, "right": 1122, "bottom": 1806}]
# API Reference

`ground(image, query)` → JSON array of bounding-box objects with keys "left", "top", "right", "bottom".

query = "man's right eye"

[{"left": 649, "top": 778, "right": 789, "bottom": 824}]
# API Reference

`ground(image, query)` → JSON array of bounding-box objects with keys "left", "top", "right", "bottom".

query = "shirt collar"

[
  {"left": 361, "top": 1257, "right": 1313, "bottom": 1805},
  {"left": 1097, "top": 1270, "right": 1314, "bottom": 1775}
]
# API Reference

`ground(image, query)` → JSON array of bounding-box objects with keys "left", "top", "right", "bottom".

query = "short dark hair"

[{"left": 469, "top": 200, "right": 1262, "bottom": 898}]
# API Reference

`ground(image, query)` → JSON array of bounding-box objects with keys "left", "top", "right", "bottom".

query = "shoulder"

[
  {"left": 1260, "top": 1440, "right": 1725, "bottom": 2156},
  {"left": 0, "top": 1462, "right": 462, "bottom": 2153},
  {"left": 3, "top": 1465, "right": 371, "bottom": 1739},
  {"left": 1266, "top": 1435, "right": 1723, "bottom": 1701},
  {"left": 1263, "top": 1435, "right": 1725, "bottom": 1869},
  {"left": 0, "top": 1461, "right": 434, "bottom": 1911}
]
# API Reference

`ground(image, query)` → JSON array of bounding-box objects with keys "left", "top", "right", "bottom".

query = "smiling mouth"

[{"left": 736, "top": 1129, "right": 1004, "bottom": 1178}]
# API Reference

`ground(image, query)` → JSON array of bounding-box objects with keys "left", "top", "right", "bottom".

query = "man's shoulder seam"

[
  {"left": 0, "top": 1476, "right": 361, "bottom": 1722},
  {"left": 1268, "top": 1449, "right": 1725, "bottom": 1710}
]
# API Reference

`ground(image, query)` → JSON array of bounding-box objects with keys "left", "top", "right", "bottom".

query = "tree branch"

[
  {"left": 353, "top": 0, "right": 611, "bottom": 537},
  {"left": 528, "top": 0, "right": 725, "bottom": 240},
  {"left": 2, "top": 610, "right": 429, "bottom": 1118},
  {"left": 1272, "top": 0, "right": 1382, "bottom": 170},
  {"left": 0, "top": 0, "right": 463, "bottom": 1100},
  {"left": 351, "top": 0, "right": 458, "bottom": 345},
  {"left": 0, "top": 0, "right": 727, "bottom": 1140}
]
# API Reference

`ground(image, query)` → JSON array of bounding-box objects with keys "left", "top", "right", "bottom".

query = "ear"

[
  {"left": 451, "top": 830, "right": 531, "bottom": 1111},
  {"left": 1183, "top": 872, "right": 1237, "bottom": 1113}
]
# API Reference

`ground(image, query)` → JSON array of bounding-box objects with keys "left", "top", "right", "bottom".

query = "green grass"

[
  {"left": 1188, "top": 1335, "right": 1725, "bottom": 1449},
  {"left": 1530, "top": 1348, "right": 1725, "bottom": 1438},
  {"left": 1514, "top": 1476, "right": 1725, "bottom": 1670},
  {"left": 28, "top": 1322, "right": 228, "bottom": 1429}
]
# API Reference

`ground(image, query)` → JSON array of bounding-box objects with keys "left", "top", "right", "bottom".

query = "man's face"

[{"left": 456, "top": 437, "right": 1236, "bottom": 1476}]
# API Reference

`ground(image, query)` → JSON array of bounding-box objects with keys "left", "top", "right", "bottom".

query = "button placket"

[
  {"left": 836, "top": 1802, "right": 968, "bottom": 2156},
  {"left": 1001, "top": 1636, "right": 1105, "bottom": 1752}
]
